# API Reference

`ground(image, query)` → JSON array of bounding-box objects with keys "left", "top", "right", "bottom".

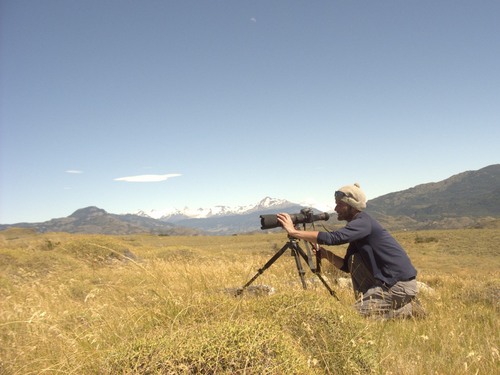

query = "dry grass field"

[{"left": 0, "top": 227, "right": 499, "bottom": 374}]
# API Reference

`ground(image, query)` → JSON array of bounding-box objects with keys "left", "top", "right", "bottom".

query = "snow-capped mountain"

[
  {"left": 252, "top": 197, "right": 290, "bottom": 210},
  {"left": 135, "top": 197, "right": 296, "bottom": 222}
]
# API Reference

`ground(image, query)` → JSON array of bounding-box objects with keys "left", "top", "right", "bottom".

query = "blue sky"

[{"left": 1, "top": 1, "right": 499, "bottom": 224}]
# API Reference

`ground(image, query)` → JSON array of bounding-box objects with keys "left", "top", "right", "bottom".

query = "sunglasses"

[{"left": 335, "top": 191, "right": 349, "bottom": 200}]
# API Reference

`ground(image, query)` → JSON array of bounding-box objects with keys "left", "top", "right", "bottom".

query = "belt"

[{"left": 402, "top": 276, "right": 416, "bottom": 282}]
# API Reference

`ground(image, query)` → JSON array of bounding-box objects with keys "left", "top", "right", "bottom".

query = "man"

[{"left": 277, "top": 183, "right": 424, "bottom": 319}]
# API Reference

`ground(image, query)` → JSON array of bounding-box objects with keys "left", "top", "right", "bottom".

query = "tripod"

[{"left": 237, "top": 236, "right": 338, "bottom": 299}]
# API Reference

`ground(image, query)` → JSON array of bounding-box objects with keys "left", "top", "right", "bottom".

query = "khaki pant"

[{"left": 348, "top": 254, "right": 418, "bottom": 319}]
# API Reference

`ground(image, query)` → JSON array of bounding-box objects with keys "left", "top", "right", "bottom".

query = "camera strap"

[{"left": 304, "top": 241, "right": 317, "bottom": 271}]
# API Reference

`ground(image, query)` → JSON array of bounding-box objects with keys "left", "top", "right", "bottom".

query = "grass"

[{"left": 0, "top": 228, "right": 498, "bottom": 374}]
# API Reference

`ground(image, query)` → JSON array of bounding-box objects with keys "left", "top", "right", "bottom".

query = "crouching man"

[{"left": 277, "top": 183, "right": 425, "bottom": 319}]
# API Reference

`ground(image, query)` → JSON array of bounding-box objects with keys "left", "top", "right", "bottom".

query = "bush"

[{"left": 103, "top": 293, "right": 376, "bottom": 374}]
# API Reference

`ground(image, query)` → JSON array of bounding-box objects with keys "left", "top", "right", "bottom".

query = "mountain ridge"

[
  {"left": 136, "top": 197, "right": 296, "bottom": 222},
  {"left": 1, "top": 164, "right": 499, "bottom": 234},
  {"left": 0, "top": 198, "right": 303, "bottom": 235},
  {"left": 367, "top": 164, "right": 500, "bottom": 229}
]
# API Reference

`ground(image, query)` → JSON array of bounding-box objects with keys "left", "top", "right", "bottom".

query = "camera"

[{"left": 260, "top": 208, "right": 330, "bottom": 230}]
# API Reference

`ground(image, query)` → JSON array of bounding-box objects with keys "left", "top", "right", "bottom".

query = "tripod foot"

[{"left": 232, "top": 285, "right": 276, "bottom": 297}]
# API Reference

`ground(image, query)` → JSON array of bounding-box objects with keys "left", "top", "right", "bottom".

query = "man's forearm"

[
  {"left": 286, "top": 229, "right": 344, "bottom": 269},
  {"left": 319, "top": 247, "right": 344, "bottom": 269},
  {"left": 287, "top": 229, "right": 319, "bottom": 244}
]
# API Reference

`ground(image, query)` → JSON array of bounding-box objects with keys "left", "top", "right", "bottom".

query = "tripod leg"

[
  {"left": 312, "top": 272, "right": 339, "bottom": 300},
  {"left": 291, "top": 247, "right": 307, "bottom": 289},
  {"left": 293, "top": 243, "right": 339, "bottom": 300},
  {"left": 237, "top": 243, "right": 291, "bottom": 295}
]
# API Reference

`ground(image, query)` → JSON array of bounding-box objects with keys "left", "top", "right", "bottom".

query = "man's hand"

[
  {"left": 277, "top": 213, "right": 320, "bottom": 244},
  {"left": 276, "top": 213, "right": 296, "bottom": 234},
  {"left": 313, "top": 245, "right": 324, "bottom": 259}
]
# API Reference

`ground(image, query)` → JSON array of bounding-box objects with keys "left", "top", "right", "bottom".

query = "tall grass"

[{"left": 0, "top": 228, "right": 498, "bottom": 374}]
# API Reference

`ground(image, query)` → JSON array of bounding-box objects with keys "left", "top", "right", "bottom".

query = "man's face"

[{"left": 334, "top": 200, "right": 352, "bottom": 221}]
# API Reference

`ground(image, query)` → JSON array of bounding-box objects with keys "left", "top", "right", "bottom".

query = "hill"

[
  {"left": 0, "top": 207, "right": 201, "bottom": 236},
  {"left": 367, "top": 164, "right": 500, "bottom": 230}
]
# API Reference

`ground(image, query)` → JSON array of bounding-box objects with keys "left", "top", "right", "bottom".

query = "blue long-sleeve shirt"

[{"left": 316, "top": 211, "right": 417, "bottom": 287}]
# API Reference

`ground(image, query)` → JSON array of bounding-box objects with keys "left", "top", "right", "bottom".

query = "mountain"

[
  {"left": 136, "top": 166, "right": 500, "bottom": 232},
  {"left": 170, "top": 202, "right": 307, "bottom": 234},
  {"left": 367, "top": 164, "right": 500, "bottom": 230},
  {"left": 136, "top": 197, "right": 291, "bottom": 222},
  {"left": 1, "top": 165, "right": 499, "bottom": 234},
  {"left": 0, "top": 198, "right": 302, "bottom": 235},
  {"left": 0, "top": 206, "right": 199, "bottom": 236},
  {"left": 133, "top": 197, "right": 309, "bottom": 234}
]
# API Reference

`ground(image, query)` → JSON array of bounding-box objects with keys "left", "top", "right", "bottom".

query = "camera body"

[{"left": 260, "top": 208, "right": 329, "bottom": 230}]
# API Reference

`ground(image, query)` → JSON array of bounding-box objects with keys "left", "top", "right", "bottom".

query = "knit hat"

[{"left": 335, "top": 183, "right": 367, "bottom": 211}]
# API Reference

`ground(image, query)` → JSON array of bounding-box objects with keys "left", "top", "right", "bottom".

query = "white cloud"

[
  {"left": 65, "top": 170, "right": 83, "bottom": 174},
  {"left": 114, "top": 173, "right": 182, "bottom": 182},
  {"left": 250, "top": 17, "right": 257, "bottom": 23}
]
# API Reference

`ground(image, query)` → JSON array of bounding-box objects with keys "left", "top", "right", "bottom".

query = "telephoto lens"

[{"left": 260, "top": 211, "right": 329, "bottom": 230}]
